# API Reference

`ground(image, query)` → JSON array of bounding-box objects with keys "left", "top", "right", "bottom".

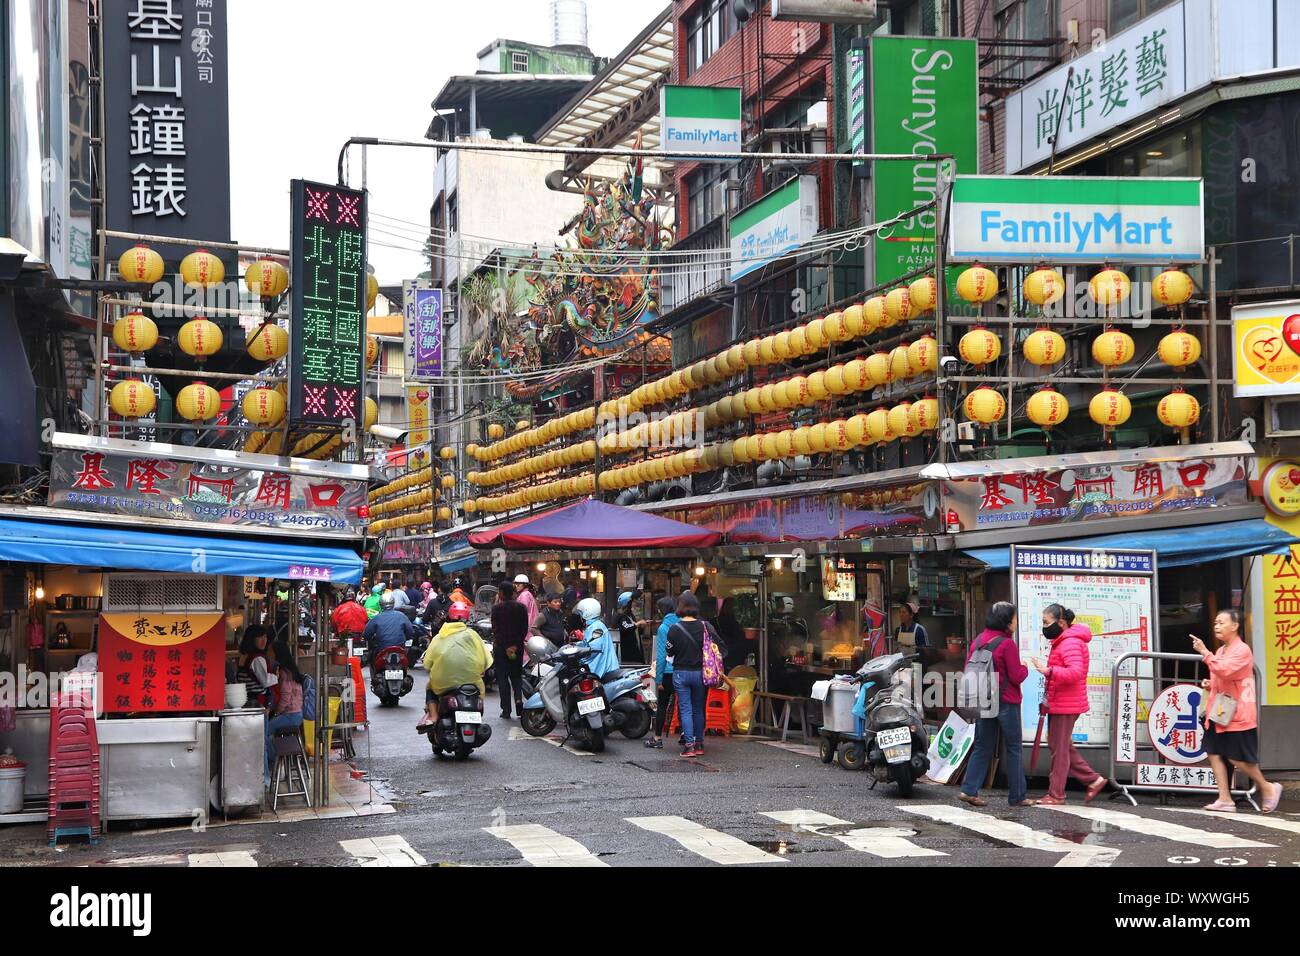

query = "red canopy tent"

[{"left": 468, "top": 498, "right": 720, "bottom": 550}]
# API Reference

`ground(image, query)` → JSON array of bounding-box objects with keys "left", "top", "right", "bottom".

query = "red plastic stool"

[{"left": 666, "top": 686, "right": 732, "bottom": 737}]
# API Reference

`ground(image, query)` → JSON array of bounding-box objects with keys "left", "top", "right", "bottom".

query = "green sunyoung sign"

[{"left": 869, "top": 36, "right": 978, "bottom": 285}]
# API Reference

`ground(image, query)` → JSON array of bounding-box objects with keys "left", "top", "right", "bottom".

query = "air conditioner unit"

[
  {"left": 102, "top": 573, "right": 223, "bottom": 613},
  {"left": 1266, "top": 398, "right": 1300, "bottom": 438}
]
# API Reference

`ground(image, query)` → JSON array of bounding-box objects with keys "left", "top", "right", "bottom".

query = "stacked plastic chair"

[{"left": 47, "top": 691, "right": 101, "bottom": 846}]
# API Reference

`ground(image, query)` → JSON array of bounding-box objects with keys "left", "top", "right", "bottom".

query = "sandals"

[
  {"left": 1203, "top": 800, "right": 1237, "bottom": 812},
  {"left": 957, "top": 793, "right": 987, "bottom": 807},
  {"left": 1262, "top": 782, "right": 1283, "bottom": 813},
  {"left": 643, "top": 737, "right": 663, "bottom": 749},
  {"left": 1085, "top": 776, "right": 1109, "bottom": 803},
  {"left": 1009, "top": 799, "right": 1039, "bottom": 807},
  {"left": 1036, "top": 795, "right": 1066, "bottom": 805}
]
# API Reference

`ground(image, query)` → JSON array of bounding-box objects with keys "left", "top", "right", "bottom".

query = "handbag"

[{"left": 1207, "top": 692, "right": 1237, "bottom": 727}]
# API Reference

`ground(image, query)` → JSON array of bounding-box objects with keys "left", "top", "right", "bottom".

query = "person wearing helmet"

[
  {"left": 362, "top": 591, "right": 418, "bottom": 674},
  {"left": 364, "top": 583, "right": 385, "bottom": 619},
  {"left": 512, "top": 573, "right": 539, "bottom": 634},
  {"left": 330, "top": 588, "right": 368, "bottom": 647},
  {"left": 575, "top": 597, "right": 619, "bottom": 681},
  {"left": 418, "top": 600, "right": 491, "bottom": 732},
  {"left": 448, "top": 578, "right": 470, "bottom": 606},
  {"left": 614, "top": 590, "right": 647, "bottom": 664}
]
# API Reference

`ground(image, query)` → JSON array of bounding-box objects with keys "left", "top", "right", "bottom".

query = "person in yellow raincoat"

[{"left": 417, "top": 601, "right": 491, "bottom": 731}]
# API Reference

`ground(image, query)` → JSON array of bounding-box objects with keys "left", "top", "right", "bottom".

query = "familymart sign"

[
  {"left": 729, "top": 176, "right": 820, "bottom": 282},
  {"left": 947, "top": 175, "right": 1204, "bottom": 263},
  {"left": 661, "top": 86, "right": 741, "bottom": 154}
]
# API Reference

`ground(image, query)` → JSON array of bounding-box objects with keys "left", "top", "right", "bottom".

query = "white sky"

[{"left": 228, "top": 0, "right": 670, "bottom": 283}]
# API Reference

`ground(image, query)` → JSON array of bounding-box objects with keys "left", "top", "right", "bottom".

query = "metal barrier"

[{"left": 1109, "top": 651, "right": 1261, "bottom": 809}]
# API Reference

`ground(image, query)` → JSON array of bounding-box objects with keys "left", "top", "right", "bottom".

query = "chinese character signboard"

[
  {"left": 1116, "top": 677, "right": 1138, "bottom": 764},
  {"left": 103, "top": 0, "right": 231, "bottom": 261},
  {"left": 1230, "top": 300, "right": 1300, "bottom": 397},
  {"left": 403, "top": 285, "right": 444, "bottom": 380},
  {"left": 289, "top": 179, "right": 367, "bottom": 428},
  {"left": 1260, "top": 546, "right": 1300, "bottom": 706},
  {"left": 1147, "top": 682, "right": 1207, "bottom": 764},
  {"left": 406, "top": 385, "right": 432, "bottom": 469},
  {"left": 729, "top": 176, "right": 819, "bottom": 283},
  {"left": 98, "top": 612, "right": 224, "bottom": 713},
  {"left": 946, "top": 456, "right": 1247, "bottom": 532},
  {"left": 1004, "top": 3, "right": 1185, "bottom": 172},
  {"left": 48, "top": 446, "right": 367, "bottom": 535},
  {"left": 870, "top": 36, "right": 977, "bottom": 285},
  {"left": 1011, "top": 545, "right": 1157, "bottom": 746},
  {"left": 947, "top": 175, "right": 1203, "bottom": 264}
]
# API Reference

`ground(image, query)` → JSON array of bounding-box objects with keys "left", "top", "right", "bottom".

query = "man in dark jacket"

[
  {"left": 537, "top": 592, "right": 568, "bottom": 645},
  {"left": 489, "top": 582, "right": 529, "bottom": 720},
  {"left": 404, "top": 578, "right": 424, "bottom": 609},
  {"left": 362, "top": 593, "right": 418, "bottom": 667}
]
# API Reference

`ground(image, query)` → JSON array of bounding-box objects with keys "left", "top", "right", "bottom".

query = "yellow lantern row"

[
  {"left": 369, "top": 467, "right": 435, "bottom": 502},
  {"left": 369, "top": 487, "right": 442, "bottom": 517},
  {"left": 475, "top": 406, "right": 598, "bottom": 462},
  {"left": 369, "top": 512, "right": 438, "bottom": 535},
  {"left": 474, "top": 473, "right": 597, "bottom": 513},
  {"left": 468, "top": 440, "right": 598, "bottom": 487}
]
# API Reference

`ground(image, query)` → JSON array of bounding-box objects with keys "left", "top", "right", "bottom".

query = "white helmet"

[
  {"left": 513, "top": 574, "right": 531, "bottom": 587},
  {"left": 575, "top": 597, "right": 603, "bottom": 622}
]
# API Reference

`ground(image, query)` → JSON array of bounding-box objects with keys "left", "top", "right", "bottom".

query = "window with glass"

[
  {"left": 992, "top": 0, "right": 1057, "bottom": 84},
  {"left": 686, "top": 164, "right": 736, "bottom": 234},
  {"left": 685, "top": 0, "right": 739, "bottom": 76},
  {"left": 1110, "top": 124, "right": 1200, "bottom": 178},
  {"left": 1109, "top": 0, "right": 1176, "bottom": 34},
  {"left": 511, "top": 50, "right": 530, "bottom": 73}
]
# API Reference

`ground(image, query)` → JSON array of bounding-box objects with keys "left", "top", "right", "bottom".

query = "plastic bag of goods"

[{"left": 730, "top": 677, "right": 757, "bottom": 733}]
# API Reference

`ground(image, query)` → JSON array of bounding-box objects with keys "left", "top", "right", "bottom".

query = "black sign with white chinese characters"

[
  {"left": 288, "top": 179, "right": 368, "bottom": 428},
  {"left": 103, "top": 0, "right": 231, "bottom": 262}
]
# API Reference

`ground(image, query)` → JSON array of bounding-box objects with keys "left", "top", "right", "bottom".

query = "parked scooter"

[
  {"left": 520, "top": 641, "right": 609, "bottom": 752},
  {"left": 523, "top": 637, "right": 653, "bottom": 738},
  {"left": 370, "top": 644, "right": 415, "bottom": 706},
  {"left": 854, "top": 652, "right": 929, "bottom": 796},
  {"left": 424, "top": 682, "right": 492, "bottom": 760},
  {"left": 470, "top": 617, "right": 495, "bottom": 686}
]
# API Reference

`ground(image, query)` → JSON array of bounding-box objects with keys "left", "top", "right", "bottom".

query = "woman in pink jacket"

[
  {"left": 1192, "top": 609, "right": 1283, "bottom": 812},
  {"left": 1030, "top": 604, "right": 1108, "bottom": 804}
]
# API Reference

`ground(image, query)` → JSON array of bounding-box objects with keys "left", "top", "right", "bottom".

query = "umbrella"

[{"left": 469, "top": 498, "right": 720, "bottom": 550}]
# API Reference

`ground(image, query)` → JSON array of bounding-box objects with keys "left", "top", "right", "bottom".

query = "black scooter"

[
  {"left": 855, "top": 653, "right": 930, "bottom": 797},
  {"left": 424, "top": 683, "right": 492, "bottom": 760}
]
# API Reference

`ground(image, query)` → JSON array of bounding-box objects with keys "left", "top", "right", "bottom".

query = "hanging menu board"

[
  {"left": 98, "top": 612, "right": 225, "bottom": 712},
  {"left": 1011, "top": 545, "right": 1157, "bottom": 747},
  {"left": 289, "top": 179, "right": 367, "bottom": 428}
]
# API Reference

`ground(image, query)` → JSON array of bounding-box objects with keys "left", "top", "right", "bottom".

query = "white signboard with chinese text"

[
  {"left": 729, "top": 176, "right": 819, "bottom": 282},
  {"left": 1011, "top": 546, "right": 1158, "bottom": 747},
  {"left": 1148, "top": 682, "right": 1207, "bottom": 765},
  {"left": 1116, "top": 677, "right": 1138, "bottom": 763},
  {"left": 1004, "top": 4, "right": 1186, "bottom": 172}
]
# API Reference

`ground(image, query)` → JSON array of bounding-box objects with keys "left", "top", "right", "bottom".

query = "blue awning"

[
  {"left": 440, "top": 552, "right": 479, "bottom": 574},
  {"left": 963, "top": 518, "right": 1300, "bottom": 571},
  {"left": 0, "top": 517, "right": 364, "bottom": 584}
]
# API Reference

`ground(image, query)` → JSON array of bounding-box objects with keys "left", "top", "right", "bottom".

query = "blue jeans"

[
  {"left": 265, "top": 712, "right": 304, "bottom": 783},
  {"left": 960, "top": 702, "right": 1026, "bottom": 804},
  {"left": 672, "top": 669, "right": 706, "bottom": 746}
]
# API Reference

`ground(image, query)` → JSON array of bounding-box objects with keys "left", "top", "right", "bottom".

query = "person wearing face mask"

[{"left": 1030, "top": 604, "right": 1108, "bottom": 805}]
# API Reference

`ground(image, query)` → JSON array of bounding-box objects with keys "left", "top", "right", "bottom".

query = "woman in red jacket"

[{"left": 1030, "top": 604, "right": 1108, "bottom": 805}]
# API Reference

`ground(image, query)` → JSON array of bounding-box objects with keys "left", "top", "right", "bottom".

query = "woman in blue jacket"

[{"left": 644, "top": 596, "right": 679, "bottom": 749}]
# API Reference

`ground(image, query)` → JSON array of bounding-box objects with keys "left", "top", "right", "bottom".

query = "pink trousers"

[{"left": 1048, "top": 713, "right": 1102, "bottom": 799}]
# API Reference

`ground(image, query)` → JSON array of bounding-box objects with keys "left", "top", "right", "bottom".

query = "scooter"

[
  {"left": 470, "top": 617, "right": 495, "bottom": 686},
  {"left": 523, "top": 637, "right": 653, "bottom": 739},
  {"left": 370, "top": 644, "right": 415, "bottom": 706},
  {"left": 857, "top": 653, "right": 929, "bottom": 796},
  {"left": 520, "top": 642, "right": 609, "bottom": 752},
  {"left": 424, "top": 683, "right": 492, "bottom": 760}
]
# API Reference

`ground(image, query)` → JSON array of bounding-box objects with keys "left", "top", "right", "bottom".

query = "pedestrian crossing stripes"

[
  {"left": 186, "top": 850, "right": 258, "bottom": 867},
  {"left": 339, "top": 835, "right": 426, "bottom": 866},
  {"left": 507, "top": 726, "right": 594, "bottom": 756},
  {"left": 484, "top": 824, "right": 608, "bottom": 866},
  {"left": 1037, "top": 805, "right": 1276, "bottom": 850},
  {"left": 761, "top": 810, "right": 948, "bottom": 859},
  {"left": 1163, "top": 807, "right": 1300, "bottom": 836},
  {"left": 628, "top": 815, "right": 787, "bottom": 864},
  {"left": 901, "top": 804, "right": 1118, "bottom": 867}
]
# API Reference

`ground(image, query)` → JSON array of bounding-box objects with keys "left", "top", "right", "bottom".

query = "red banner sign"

[{"left": 98, "top": 613, "right": 225, "bottom": 713}]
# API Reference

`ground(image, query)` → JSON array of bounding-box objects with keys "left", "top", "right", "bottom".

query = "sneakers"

[
  {"left": 643, "top": 736, "right": 663, "bottom": 749},
  {"left": 682, "top": 744, "right": 703, "bottom": 758}
]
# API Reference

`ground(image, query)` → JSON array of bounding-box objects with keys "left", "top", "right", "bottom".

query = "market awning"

[
  {"left": 963, "top": 518, "right": 1300, "bottom": 571},
  {"left": 440, "top": 553, "right": 479, "bottom": 574},
  {"left": 469, "top": 498, "right": 720, "bottom": 550},
  {"left": 0, "top": 517, "right": 364, "bottom": 583}
]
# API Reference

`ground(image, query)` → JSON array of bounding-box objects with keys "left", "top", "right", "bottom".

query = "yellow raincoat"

[{"left": 422, "top": 621, "right": 491, "bottom": 697}]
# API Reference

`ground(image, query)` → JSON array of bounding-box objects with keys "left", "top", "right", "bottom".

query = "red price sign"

[{"left": 98, "top": 613, "right": 225, "bottom": 713}]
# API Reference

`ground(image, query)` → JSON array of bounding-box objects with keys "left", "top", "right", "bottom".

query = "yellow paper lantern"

[
  {"left": 758, "top": 433, "right": 780, "bottom": 461},
  {"left": 743, "top": 435, "right": 765, "bottom": 462},
  {"left": 826, "top": 364, "right": 851, "bottom": 395},
  {"left": 825, "top": 420, "right": 852, "bottom": 452},
  {"left": 179, "top": 249, "right": 225, "bottom": 288},
  {"left": 845, "top": 414, "right": 870, "bottom": 446},
  {"left": 743, "top": 340, "right": 764, "bottom": 367},
  {"left": 1089, "top": 388, "right": 1132, "bottom": 428},
  {"left": 488, "top": 423, "right": 505, "bottom": 440},
  {"left": 806, "top": 370, "right": 829, "bottom": 401},
  {"left": 118, "top": 244, "right": 164, "bottom": 284},
  {"left": 890, "top": 344, "right": 915, "bottom": 381},
  {"left": 515, "top": 420, "right": 529, "bottom": 432},
  {"left": 466, "top": 442, "right": 480, "bottom": 460},
  {"left": 841, "top": 303, "right": 866, "bottom": 338},
  {"left": 112, "top": 311, "right": 159, "bottom": 353},
  {"left": 792, "top": 427, "right": 814, "bottom": 456},
  {"left": 759, "top": 336, "right": 779, "bottom": 365},
  {"left": 956, "top": 265, "right": 998, "bottom": 303},
  {"left": 774, "top": 430, "right": 797, "bottom": 459},
  {"left": 862, "top": 296, "right": 887, "bottom": 334},
  {"left": 1026, "top": 387, "right": 1069, "bottom": 428},
  {"left": 245, "top": 259, "right": 289, "bottom": 298},
  {"left": 1023, "top": 327, "right": 1067, "bottom": 366},
  {"left": 365, "top": 397, "right": 378, "bottom": 431},
  {"left": 911, "top": 396, "right": 940, "bottom": 433},
  {"left": 1157, "top": 329, "right": 1202, "bottom": 369},
  {"left": 246, "top": 322, "right": 288, "bottom": 362},
  {"left": 888, "top": 403, "right": 918, "bottom": 439},
  {"left": 773, "top": 331, "right": 795, "bottom": 360},
  {"left": 731, "top": 437, "right": 753, "bottom": 464},
  {"left": 440, "top": 474, "right": 456, "bottom": 491},
  {"left": 909, "top": 275, "right": 938, "bottom": 314},
  {"left": 958, "top": 326, "right": 1001, "bottom": 366},
  {"left": 177, "top": 318, "right": 223, "bottom": 358},
  {"left": 788, "top": 327, "right": 808, "bottom": 357},
  {"left": 176, "top": 382, "right": 221, "bottom": 421},
  {"left": 1089, "top": 268, "right": 1131, "bottom": 306},
  {"left": 784, "top": 375, "right": 809, "bottom": 407},
  {"left": 963, "top": 387, "right": 1006, "bottom": 424},
  {"left": 367, "top": 274, "right": 379, "bottom": 311},
  {"left": 1157, "top": 388, "right": 1200, "bottom": 429},
  {"left": 1023, "top": 268, "right": 1066, "bottom": 306},
  {"left": 760, "top": 382, "right": 782, "bottom": 411},
  {"left": 884, "top": 287, "right": 917, "bottom": 325},
  {"left": 109, "top": 379, "right": 156, "bottom": 418},
  {"left": 804, "top": 318, "right": 827, "bottom": 350},
  {"left": 907, "top": 335, "right": 939, "bottom": 375},
  {"left": 864, "top": 350, "right": 892, "bottom": 387},
  {"left": 463, "top": 499, "right": 478, "bottom": 514},
  {"left": 1092, "top": 329, "right": 1135, "bottom": 367},
  {"left": 807, "top": 423, "right": 831, "bottom": 453},
  {"left": 440, "top": 446, "right": 455, "bottom": 461},
  {"left": 241, "top": 388, "right": 285, "bottom": 426},
  {"left": 843, "top": 358, "right": 874, "bottom": 392},
  {"left": 1153, "top": 269, "right": 1194, "bottom": 307},
  {"left": 365, "top": 335, "right": 379, "bottom": 370},
  {"left": 822, "top": 311, "right": 851, "bottom": 344},
  {"left": 865, "top": 408, "right": 892, "bottom": 445}
]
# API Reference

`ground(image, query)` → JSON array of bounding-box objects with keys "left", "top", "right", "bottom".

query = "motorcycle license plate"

[
  {"left": 576, "top": 697, "right": 605, "bottom": 716},
  {"left": 455, "top": 711, "right": 482, "bottom": 724},
  {"left": 883, "top": 744, "right": 912, "bottom": 764},
  {"left": 876, "top": 727, "right": 911, "bottom": 748},
  {"left": 384, "top": 669, "right": 404, "bottom": 680}
]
